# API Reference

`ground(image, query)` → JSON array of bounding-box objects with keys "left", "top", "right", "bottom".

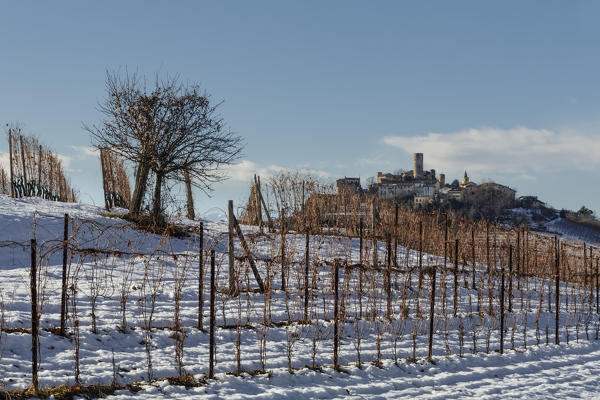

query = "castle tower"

[
  {"left": 462, "top": 170, "right": 469, "bottom": 186},
  {"left": 439, "top": 173, "right": 445, "bottom": 187},
  {"left": 413, "top": 153, "right": 423, "bottom": 178}
]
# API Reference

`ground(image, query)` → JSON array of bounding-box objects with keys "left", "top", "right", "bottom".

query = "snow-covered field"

[{"left": 0, "top": 195, "right": 600, "bottom": 399}]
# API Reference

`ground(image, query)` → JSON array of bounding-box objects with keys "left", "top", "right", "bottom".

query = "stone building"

[
  {"left": 336, "top": 177, "right": 361, "bottom": 194},
  {"left": 370, "top": 153, "right": 441, "bottom": 202}
]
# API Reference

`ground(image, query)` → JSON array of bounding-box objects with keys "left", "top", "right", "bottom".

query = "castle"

[{"left": 337, "top": 153, "right": 516, "bottom": 206}]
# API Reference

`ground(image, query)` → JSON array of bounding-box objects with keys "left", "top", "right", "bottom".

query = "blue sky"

[{"left": 0, "top": 1, "right": 599, "bottom": 215}]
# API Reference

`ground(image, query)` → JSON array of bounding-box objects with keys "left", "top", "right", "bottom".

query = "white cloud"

[
  {"left": 71, "top": 146, "right": 99, "bottom": 158},
  {"left": 57, "top": 154, "right": 73, "bottom": 169},
  {"left": 225, "top": 160, "right": 331, "bottom": 182},
  {"left": 382, "top": 126, "right": 600, "bottom": 179}
]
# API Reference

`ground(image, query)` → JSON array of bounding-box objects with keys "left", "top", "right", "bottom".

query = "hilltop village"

[{"left": 336, "top": 153, "right": 525, "bottom": 220}]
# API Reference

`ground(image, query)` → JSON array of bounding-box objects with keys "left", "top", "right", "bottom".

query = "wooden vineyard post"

[
  {"left": 254, "top": 174, "right": 263, "bottom": 231},
  {"left": 37, "top": 145, "right": 42, "bottom": 196},
  {"left": 304, "top": 231, "right": 310, "bottom": 321},
  {"left": 8, "top": 129, "right": 14, "bottom": 198},
  {"left": 394, "top": 205, "right": 399, "bottom": 269},
  {"left": 588, "top": 246, "right": 593, "bottom": 309},
  {"left": 198, "top": 223, "right": 204, "bottom": 331},
  {"left": 256, "top": 176, "right": 273, "bottom": 231},
  {"left": 471, "top": 225, "right": 476, "bottom": 290},
  {"left": 386, "top": 235, "right": 392, "bottom": 319},
  {"left": 359, "top": 218, "right": 364, "bottom": 319},
  {"left": 281, "top": 208, "right": 286, "bottom": 291},
  {"left": 228, "top": 200, "right": 237, "bottom": 295},
  {"left": 209, "top": 250, "right": 216, "bottom": 379},
  {"left": 596, "top": 257, "right": 599, "bottom": 314},
  {"left": 60, "top": 213, "right": 69, "bottom": 336},
  {"left": 508, "top": 241, "right": 513, "bottom": 313},
  {"left": 454, "top": 239, "right": 459, "bottom": 317},
  {"left": 231, "top": 214, "right": 265, "bottom": 293},
  {"left": 444, "top": 214, "right": 448, "bottom": 299},
  {"left": 418, "top": 220, "right": 423, "bottom": 290},
  {"left": 372, "top": 199, "right": 377, "bottom": 268},
  {"left": 516, "top": 230, "right": 521, "bottom": 290},
  {"left": 19, "top": 135, "right": 27, "bottom": 196},
  {"left": 428, "top": 262, "right": 437, "bottom": 360},
  {"left": 30, "top": 237, "right": 39, "bottom": 391},
  {"left": 555, "top": 237, "right": 560, "bottom": 345},
  {"left": 333, "top": 260, "right": 340, "bottom": 371},
  {"left": 500, "top": 246, "right": 506, "bottom": 355}
]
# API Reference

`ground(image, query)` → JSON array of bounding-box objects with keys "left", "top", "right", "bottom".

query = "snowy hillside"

[{"left": 0, "top": 195, "right": 599, "bottom": 399}]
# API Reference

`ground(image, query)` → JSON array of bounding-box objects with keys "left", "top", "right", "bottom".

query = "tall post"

[
  {"left": 304, "top": 230, "right": 310, "bottom": 321},
  {"left": 198, "top": 223, "right": 204, "bottom": 331},
  {"left": 30, "top": 237, "right": 39, "bottom": 391},
  {"left": 516, "top": 231, "right": 521, "bottom": 288},
  {"left": 428, "top": 262, "right": 437, "bottom": 360},
  {"left": 418, "top": 220, "right": 423, "bottom": 289},
  {"left": 209, "top": 250, "right": 216, "bottom": 379},
  {"left": 37, "top": 145, "right": 42, "bottom": 196},
  {"left": 453, "top": 238, "right": 459, "bottom": 317},
  {"left": 227, "top": 200, "right": 237, "bottom": 295},
  {"left": 371, "top": 198, "right": 377, "bottom": 268},
  {"left": 596, "top": 257, "right": 599, "bottom": 314},
  {"left": 394, "top": 205, "right": 399, "bottom": 269},
  {"left": 8, "top": 129, "right": 14, "bottom": 198},
  {"left": 444, "top": 214, "right": 448, "bottom": 272},
  {"left": 500, "top": 246, "right": 505, "bottom": 355},
  {"left": 359, "top": 218, "right": 364, "bottom": 319},
  {"left": 20, "top": 135, "right": 28, "bottom": 196},
  {"left": 471, "top": 225, "right": 476, "bottom": 290},
  {"left": 555, "top": 237, "right": 560, "bottom": 345},
  {"left": 60, "top": 213, "right": 69, "bottom": 336},
  {"left": 281, "top": 208, "right": 286, "bottom": 291},
  {"left": 508, "top": 243, "right": 513, "bottom": 313},
  {"left": 333, "top": 260, "right": 340, "bottom": 371},
  {"left": 386, "top": 235, "right": 392, "bottom": 319}
]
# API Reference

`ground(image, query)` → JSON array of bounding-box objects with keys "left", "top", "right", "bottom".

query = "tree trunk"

[
  {"left": 151, "top": 171, "right": 164, "bottom": 224},
  {"left": 185, "top": 170, "right": 195, "bottom": 220},
  {"left": 129, "top": 161, "right": 151, "bottom": 215}
]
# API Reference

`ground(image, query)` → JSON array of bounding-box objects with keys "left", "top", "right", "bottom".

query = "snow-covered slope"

[{"left": 1, "top": 195, "right": 600, "bottom": 399}]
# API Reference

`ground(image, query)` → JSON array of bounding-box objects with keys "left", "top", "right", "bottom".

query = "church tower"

[{"left": 462, "top": 170, "right": 469, "bottom": 186}]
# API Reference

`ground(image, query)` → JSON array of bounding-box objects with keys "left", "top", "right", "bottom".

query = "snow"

[{"left": 0, "top": 194, "right": 599, "bottom": 399}]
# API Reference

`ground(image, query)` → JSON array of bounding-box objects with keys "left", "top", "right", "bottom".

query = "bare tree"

[{"left": 85, "top": 70, "right": 243, "bottom": 222}]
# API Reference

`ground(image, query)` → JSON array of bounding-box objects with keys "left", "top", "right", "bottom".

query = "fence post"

[
  {"left": 304, "top": 230, "right": 310, "bottom": 321},
  {"left": 453, "top": 239, "right": 459, "bottom": 317},
  {"left": 60, "top": 213, "right": 69, "bottom": 336},
  {"left": 8, "top": 129, "right": 14, "bottom": 198},
  {"left": 30, "top": 237, "right": 39, "bottom": 391},
  {"left": 227, "top": 200, "right": 237, "bottom": 295},
  {"left": 386, "top": 235, "right": 392, "bottom": 319},
  {"left": 198, "top": 222, "right": 204, "bottom": 331},
  {"left": 428, "top": 263, "right": 437, "bottom": 360},
  {"left": 209, "top": 250, "right": 216, "bottom": 379},
  {"left": 555, "top": 237, "right": 560, "bottom": 345},
  {"left": 500, "top": 246, "right": 506, "bottom": 354},
  {"left": 281, "top": 208, "right": 286, "bottom": 291},
  {"left": 359, "top": 218, "right": 363, "bottom": 319},
  {"left": 333, "top": 260, "right": 340, "bottom": 371},
  {"left": 394, "top": 205, "right": 399, "bottom": 269},
  {"left": 471, "top": 225, "right": 476, "bottom": 290},
  {"left": 508, "top": 241, "right": 513, "bottom": 313},
  {"left": 418, "top": 220, "right": 423, "bottom": 290}
]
